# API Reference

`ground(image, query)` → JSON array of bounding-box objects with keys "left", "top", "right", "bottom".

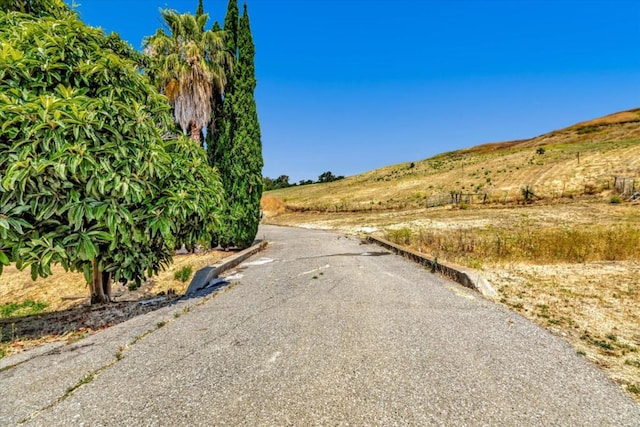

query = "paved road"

[{"left": 2, "top": 225, "right": 639, "bottom": 425}]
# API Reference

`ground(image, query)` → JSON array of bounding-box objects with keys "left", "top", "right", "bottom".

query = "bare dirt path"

[{"left": 3, "top": 225, "right": 639, "bottom": 425}]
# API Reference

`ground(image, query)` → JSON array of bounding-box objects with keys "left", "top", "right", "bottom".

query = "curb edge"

[
  {"left": 367, "top": 236, "right": 497, "bottom": 299},
  {"left": 185, "top": 240, "right": 268, "bottom": 296}
]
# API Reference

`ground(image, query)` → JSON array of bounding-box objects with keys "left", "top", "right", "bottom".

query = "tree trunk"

[
  {"left": 190, "top": 122, "right": 201, "bottom": 145},
  {"left": 102, "top": 270, "right": 112, "bottom": 301},
  {"left": 90, "top": 259, "right": 111, "bottom": 304}
]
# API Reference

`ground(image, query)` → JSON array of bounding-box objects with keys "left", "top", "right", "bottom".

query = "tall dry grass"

[{"left": 386, "top": 224, "right": 640, "bottom": 266}]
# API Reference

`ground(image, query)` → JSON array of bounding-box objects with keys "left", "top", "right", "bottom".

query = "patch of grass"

[
  {"left": 64, "top": 373, "right": 95, "bottom": 398},
  {"left": 131, "top": 330, "right": 152, "bottom": 345},
  {"left": 0, "top": 300, "right": 47, "bottom": 318},
  {"left": 385, "top": 227, "right": 413, "bottom": 245},
  {"left": 625, "top": 359, "right": 640, "bottom": 368},
  {"left": 174, "top": 265, "right": 193, "bottom": 283},
  {"left": 128, "top": 282, "right": 141, "bottom": 291},
  {"left": 628, "top": 383, "right": 640, "bottom": 394},
  {"left": 576, "top": 125, "right": 601, "bottom": 134},
  {"left": 588, "top": 338, "right": 614, "bottom": 352},
  {"left": 610, "top": 194, "right": 623, "bottom": 204}
]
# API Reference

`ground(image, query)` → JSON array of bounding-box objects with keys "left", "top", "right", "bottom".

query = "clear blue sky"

[{"left": 70, "top": 0, "right": 640, "bottom": 183}]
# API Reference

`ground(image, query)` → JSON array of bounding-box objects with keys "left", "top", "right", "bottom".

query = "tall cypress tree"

[
  {"left": 196, "top": 0, "right": 204, "bottom": 18},
  {"left": 229, "top": 3, "right": 263, "bottom": 247},
  {"left": 223, "top": 0, "right": 239, "bottom": 54},
  {"left": 207, "top": 0, "right": 237, "bottom": 171},
  {"left": 207, "top": 19, "right": 224, "bottom": 167},
  {"left": 210, "top": 2, "right": 262, "bottom": 248}
]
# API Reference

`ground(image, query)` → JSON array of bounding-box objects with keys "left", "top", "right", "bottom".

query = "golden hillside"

[{"left": 266, "top": 109, "right": 640, "bottom": 211}]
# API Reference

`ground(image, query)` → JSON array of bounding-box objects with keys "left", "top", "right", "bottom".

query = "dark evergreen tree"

[
  {"left": 196, "top": 0, "right": 204, "bottom": 18},
  {"left": 210, "top": 2, "right": 262, "bottom": 248},
  {"left": 207, "top": 0, "right": 235, "bottom": 246},
  {"left": 222, "top": 0, "right": 239, "bottom": 54},
  {"left": 226, "top": 3, "right": 263, "bottom": 248},
  {"left": 206, "top": 0, "right": 237, "bottom": 172}
]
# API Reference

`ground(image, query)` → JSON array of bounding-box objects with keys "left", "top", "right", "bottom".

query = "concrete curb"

[
  {"left": 185, "top": 240, "right": 268, "bottom": 296},
  {"left": 367, "top": 236, "right": 497, "bottom": 299}
]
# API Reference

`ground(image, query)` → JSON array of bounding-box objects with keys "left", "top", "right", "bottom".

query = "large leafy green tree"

[
  {"left": 0, "top": 0, "right": 67, "bottom": 17},
  {"left": 212, "top": 3, "right": 263, "bottom": 248},
  {"left": 144, "top": 8, "right": 230, "bottom": 145},
  {"left": 0, "top": 9, "right": 224, "bottom": 303}
]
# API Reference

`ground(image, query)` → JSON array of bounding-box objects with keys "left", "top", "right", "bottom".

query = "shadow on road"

[{"left": 297, "top": 251, "right": 391, "bottom": 260}]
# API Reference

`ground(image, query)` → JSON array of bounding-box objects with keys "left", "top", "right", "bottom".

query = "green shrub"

[
  {"left": 174, "top": 265, "right": 193, "bottom": 282},
  {"left": 128, "top": 282, "right": 141, "bottom": 292},
  {"left": 521, "top": 186, "right": 535, "bottom": 204},
  {"left": 627, "top": 383, "right": 640, "bottom": 394}
]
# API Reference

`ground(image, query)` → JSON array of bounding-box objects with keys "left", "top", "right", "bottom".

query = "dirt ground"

[
  {"left": 0, "top": 250, "right": 231, "bottom": 357},
  {"left": 484, "top": 261, "right": 640, "bottom": 398},
  {"left": 0, "top": 250, "right": 230, "bottom": 311}
]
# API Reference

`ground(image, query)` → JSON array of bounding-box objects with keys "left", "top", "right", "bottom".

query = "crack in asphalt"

[{"left": 19, "top": 291, "right": 226, "bottom": 425}]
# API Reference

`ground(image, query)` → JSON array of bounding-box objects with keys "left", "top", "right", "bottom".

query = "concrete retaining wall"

[{"left": 367, "top": 236, "right": 496, "bottom": 299}]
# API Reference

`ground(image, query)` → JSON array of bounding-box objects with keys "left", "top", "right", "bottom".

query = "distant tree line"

[{"left": 264, "top": 171, "right": 345, "bottom": 191}]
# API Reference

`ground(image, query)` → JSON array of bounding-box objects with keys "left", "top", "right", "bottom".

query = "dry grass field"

[{"left": 262, "top": 109, "right": 640, "bottom": 400}]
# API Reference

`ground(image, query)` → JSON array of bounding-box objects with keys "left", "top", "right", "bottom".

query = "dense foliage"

[
  {"left": 206, "top": 0, "right": 237, "bottom": 160},
  {"left": 263, "top": 175, "right": 293, "bottom": 191},
  {"left": 0, "top": 9, "right": 224, "bottom": 302},
  {"left": 209, "top": 2, "right": 263, "bottom": 248},
  {"left": 0, "top": 0, "right": 68, "bottom": 17},
  {"left": 318, "top": 171, "right": 345, "bottom": 183}
]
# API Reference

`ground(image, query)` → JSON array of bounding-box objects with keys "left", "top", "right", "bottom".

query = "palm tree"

[{"left": 144, "top": 9, "right": 230, "bottom": 145}]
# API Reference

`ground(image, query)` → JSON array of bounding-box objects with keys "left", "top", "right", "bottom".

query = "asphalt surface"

[{"left": 2, "top": 225, "right": 639, "bottom": 425}]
